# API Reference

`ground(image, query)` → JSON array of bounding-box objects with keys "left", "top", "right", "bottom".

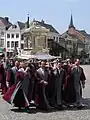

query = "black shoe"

[
  {"left": 36, "top": 106, "right": 52, "bottom": 112},
  {"left": 18, "top": 107, "right": 21, "bottom": 110},
  {"left": 57, "top": 105, "right": 63, "bottom": 110},
  {"left": 50, "top": 104, "right": 57, "bottom": 108},
  {"left": 45, "top": 107, "right": 52, "bottom": 112},
  {"left": 77, "top": 105, "right": 83, "bottom": 109},
  {"left": 25, "top": 107, "right": 31, "bottom": 113}
]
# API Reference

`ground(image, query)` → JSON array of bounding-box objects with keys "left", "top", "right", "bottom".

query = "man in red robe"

[
  {"left": 6, "top": 61, "right": 19, "bottom": 88},
  {"left": 0, "top": 63, "right": 7, "bottom": 94},
  {"left": 3, "top": 62, "right": 31, "bottom": 113}
]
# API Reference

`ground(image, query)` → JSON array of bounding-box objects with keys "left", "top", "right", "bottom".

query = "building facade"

[
  {"left": 0, "top": 17, "right": 12, "bottom": 50},
  {"left": 22, "top": 19, "right": 61, "bottom": 55},
  {"left": 0, "top": 15, "right": 89, "bottom": 59},
  {"left": 61, "top": 15, "right": 85, "bottom": 58},
  {"left": 6, "top": 21, "right": 25, "bottom": 57},
  {"left": 80, "top": 30, "right": 90, "bottom": 53}
]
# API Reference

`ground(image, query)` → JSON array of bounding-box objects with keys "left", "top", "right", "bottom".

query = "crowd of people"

[{"left": 0, "top": 58, "right": 86, "bottom": 113}]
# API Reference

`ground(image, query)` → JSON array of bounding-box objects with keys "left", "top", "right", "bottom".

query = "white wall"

[
  {"left": 6, "top": 32, "right": 21, "bottom": 52},
  {"left": 6, "top": 22, "right": 21, "bottom": 53}
]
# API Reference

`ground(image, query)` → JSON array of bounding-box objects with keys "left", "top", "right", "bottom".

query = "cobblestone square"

[{"left": 0, "top": 65, "right": 90, "bottom": 120}]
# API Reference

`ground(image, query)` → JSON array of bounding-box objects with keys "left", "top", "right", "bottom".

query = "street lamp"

[{"left": 64, "top": 35, "right": 67, "bottom": 59}]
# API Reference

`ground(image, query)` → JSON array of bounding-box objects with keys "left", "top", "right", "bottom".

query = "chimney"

[
  {"left": 41, "top": 19, "right": 45, "bottom": 24},
  {"left": 5, "top": 17, "right": 9, "bottom": 22},
  {"left": 27, "top": 14, "right": 29, "bottom": 28}
]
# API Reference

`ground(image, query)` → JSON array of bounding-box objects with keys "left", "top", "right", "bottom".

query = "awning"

[
  {"left": 0, "top": 53, "right": 3, "bottom": 55},
  {"left": 35, "top": 54, "right": 56, "bottom": 60},
  {"left": 17, "top": 54, "right": 37, "bottom": 60},
  {"left": 0, "top": 48, "right": 4, "bottom": 52},
  {"left": 17, "top": 54, "right": 56, "bottom": 60}
]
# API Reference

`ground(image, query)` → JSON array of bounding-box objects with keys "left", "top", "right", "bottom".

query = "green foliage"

[
  {"left": 70, "top": 50, "right": 78, "bottom": 58},
  {"left": 80, "top": 50, "right": 88, "bottom": 58}
]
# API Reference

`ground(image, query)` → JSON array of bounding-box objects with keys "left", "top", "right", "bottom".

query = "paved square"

[{"left": 0, "top": 65, "right": 90, "bottom": 120}]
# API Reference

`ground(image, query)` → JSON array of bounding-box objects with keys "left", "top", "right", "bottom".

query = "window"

[
  {"left": 7, "top": 41, "right": 10, "bottom": 47},
  {"left": 21, "top": 35, "right": 24, "bottom": 40},
  {"left": 70, "top": 48, "right": 72, "bottom": 53},
  {"left": 11, "top": 34, "right": 14, "bottom": 38},
  {"left": 67, "top": 40, "right": 71, "bottom": 44},
  {"left": 15, "top": 41, "right": 18, "bottom": 47},
  {"left": 56, "top": 37, "right": 58, "bottom": 43},
  {"left": 0, "top": 39, "right": 4, "bottom": 47},
  {"left": 30, "top": 41, "right": 32, "bottom": 48},
  {"left": 11, "top": 41, "right": 14, "bottom": 48},
  {"left": 48, "top": 39, "right": 53, "bottom": 48},
  {"left": 1, "top": 31, "right": 4, "bottom": 36},
  {"left": 12, "top": 25, "right": 17, "bottom": 29},
  {"left": 7, "top": 34, "right": 10, "bottom": 38},
  {"left": 16, "top": 34, "right": 19, "bottom": 38},
  {"left": 53, "top": 36, "right": 55, "bottom": 40},
  {"left": 21, "top": 44, "right": 24, "bottom": 49}
]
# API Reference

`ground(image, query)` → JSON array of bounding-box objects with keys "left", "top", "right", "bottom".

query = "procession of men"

[{"left": 0, "top": 58, "right": 86, "bottom": 113}]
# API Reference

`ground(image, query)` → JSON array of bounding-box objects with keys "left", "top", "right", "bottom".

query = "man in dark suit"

[
  {"left": 53, "top": 62, "right": 65, "bottom": 109},
  {"left": 36, "top": 61, "right": 51, "bottom": 111},
  {"left": 72, "top": 59, "right": 86, "bottom": 109}
]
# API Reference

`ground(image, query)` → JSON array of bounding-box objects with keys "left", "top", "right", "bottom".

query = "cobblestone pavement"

[{"left": 0, "top": 65, "right": 90, "bottom": 120}]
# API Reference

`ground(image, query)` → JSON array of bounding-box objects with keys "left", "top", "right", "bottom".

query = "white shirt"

[
  {"left": 18, "top": 68, "right": 25, "bottom": 72},
  {"left": 40, "top": 68, "right": 44, "bottom": 75},
  {"left": 58, "top": 68, "right": 62, "bottom": 74}
]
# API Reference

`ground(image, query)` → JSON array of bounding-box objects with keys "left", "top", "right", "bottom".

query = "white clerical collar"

[{"left": 18, "top": 68, "right": 25, "bottom": 72}]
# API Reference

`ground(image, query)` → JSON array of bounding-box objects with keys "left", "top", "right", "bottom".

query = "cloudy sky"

[{"left": 0, "top": 0, "right": 89, "bottom": 33}]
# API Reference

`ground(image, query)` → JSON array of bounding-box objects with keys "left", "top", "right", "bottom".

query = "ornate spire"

[
  {"left": 69, "top": 14, "right": 75, "bottom": 29},
  {"left": 27, "top": 13, "right": 29, "bottom": 28}
]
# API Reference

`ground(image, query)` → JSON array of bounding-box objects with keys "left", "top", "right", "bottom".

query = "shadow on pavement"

[
  {"left": 10, "top": 98, "right": 90, "bottom": 113},
  {"left": 66, "top": 98, "right": 90, "bottom": 111},
  {"left": 82, "top": 98, "right": 90, "bottom": 109},
  {"left": 10, "top": 107, "right": 59, "bottom": 114}
]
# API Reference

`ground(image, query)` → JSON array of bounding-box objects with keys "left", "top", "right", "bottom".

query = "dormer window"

[
  {"left": 33, "top": 22, "right": 37, "bottom": 25},
  {"left": 33, "top": 21, "right": 39, "bottom": 25},
  {"left": 12, "top": 25, "right": 17, "bottom": 29}
]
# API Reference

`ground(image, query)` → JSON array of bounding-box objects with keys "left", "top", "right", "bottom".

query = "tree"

[
  {"left": 80, "top": 50, "right": 88, "bottom": 58},
  {"left": 70, "top": 51, "right": 78, "bottom": 59}
]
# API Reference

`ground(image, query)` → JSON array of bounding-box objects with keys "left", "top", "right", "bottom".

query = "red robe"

[
  {"left": 34, "top": 71, "right": 50, "bottom": 110},
  {"left": 6, "top": 69, "right": 15, "bottom": 88},
  {"left": 0, "top": 64, "right": 7, "bottom": 94},
  {"left": 63, "top": 66, "right": 76, "bottom": 103},
  {"left": 3, "top": 71, "right": 29, "bottom": 108}
]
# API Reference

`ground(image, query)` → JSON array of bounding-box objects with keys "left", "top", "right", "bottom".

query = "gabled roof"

[
  {"left": 61, "top": 29, "right": 85, "bottom": 42},
  {"left": 17, "top": 21, "right": 25, "bottom": 30},
  {"left": 0, "top": 17, "right": 12, "bottom": 28},
  {"left": 79, "top": 30, "right": 90, "bottom": 38},
  {"left": 32, "top": 20, "right": 59, "bottom": 34},
  {"left": 80, "top": 30, "right": 87, "bottom": 35}
]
